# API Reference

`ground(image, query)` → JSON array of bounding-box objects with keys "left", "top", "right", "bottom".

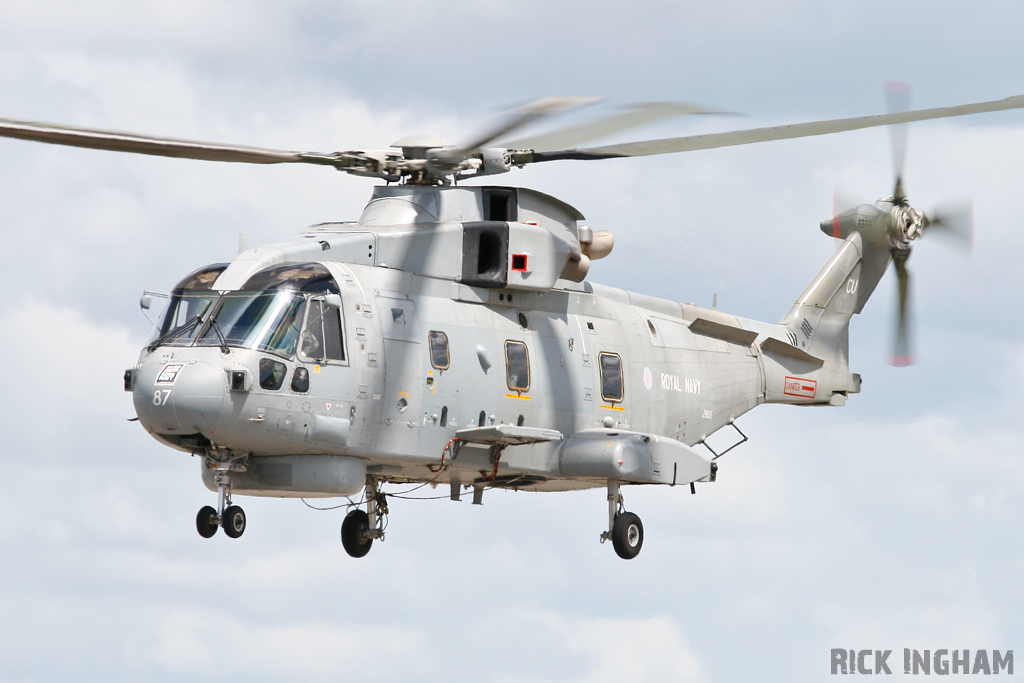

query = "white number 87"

[{"left": 153, "top": 389, "right": 172, "bottom": 405}]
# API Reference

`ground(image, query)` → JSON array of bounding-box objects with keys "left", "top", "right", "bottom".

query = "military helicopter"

[{"left": 0, "top": 91, "right": 1017, "bottom": 559}]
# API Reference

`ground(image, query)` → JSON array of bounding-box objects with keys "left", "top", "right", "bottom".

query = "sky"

[{"left": 1, "top": 2, "right": 1024, "bottom": 681}]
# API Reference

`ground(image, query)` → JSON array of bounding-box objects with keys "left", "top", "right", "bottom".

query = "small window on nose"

[
  {"left": 259, "top": 358, "right": 287, "bottom": 391},
  {"left": 291, "top": 366, "right": 310, "bottom": 393}
]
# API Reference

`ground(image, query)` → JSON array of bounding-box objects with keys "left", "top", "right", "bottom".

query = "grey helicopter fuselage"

[
  {"left": 0, "top": 89, "right": 1007, "bottom": 557},
  {"left": 129, "top": 183, "right": 874, "bottom": 510}
]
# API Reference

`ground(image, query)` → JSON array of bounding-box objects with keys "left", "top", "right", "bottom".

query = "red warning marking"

[
  {"left": 884, "top": 81, "right": 912, "bottom": 95},
  {"left": 784, "top": 376, "right": 817, "bottom": 398}
]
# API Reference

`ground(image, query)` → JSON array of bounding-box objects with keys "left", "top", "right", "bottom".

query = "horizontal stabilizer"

[
  {"left": 760, "top": 337, "right": 825, "bottom": 366},
  {"left": 689, "top": 318, "right": 758, "bottom": 345}
]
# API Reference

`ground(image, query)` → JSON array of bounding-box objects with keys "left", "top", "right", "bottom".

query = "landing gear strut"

[
  {"left": 341, "top": 478, "right": 387, "bottom": 558},
  {"left": 600, "top": 480, "right": 644, "bottom": 559},
  {"left": 195, "top": 470, "right": 246, "bottom": 539}
]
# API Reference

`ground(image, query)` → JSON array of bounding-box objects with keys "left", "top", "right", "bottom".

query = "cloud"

[
  {"left": 530, "top": 612, "right": 705, "bottom": 683},
  {"left": 0, "top": 300, "right": 139, "bottom": 414},
  {"left": 153, "top": 609, "right": 423, "bottom": 676}
]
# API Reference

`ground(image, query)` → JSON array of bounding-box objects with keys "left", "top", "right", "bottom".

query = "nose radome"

[{"left": 134, "top": 361, "right": 224, "bottom": 435}]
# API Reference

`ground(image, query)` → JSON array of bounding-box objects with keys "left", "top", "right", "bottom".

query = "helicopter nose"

[{"left": 133, "top": 361, "right": 224, "bottom": 435}]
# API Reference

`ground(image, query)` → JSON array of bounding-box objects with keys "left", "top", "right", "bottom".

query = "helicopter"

[{"left": 0, "top": 91, "right": 1018, "bottom": 559}]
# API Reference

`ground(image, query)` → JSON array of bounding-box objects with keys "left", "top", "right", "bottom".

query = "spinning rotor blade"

[
  {"left": 889, "top": 251, "right": 914, "bottom": 366},
  {"left": 458, "top": 96, "right": 600, "bottom": 152},
  {"left": 502, "top": 101, "right": 728, "bottom": 152},
  {"left": 525, "top": 95, "right": 1024, "bottom": 162},
  {"left": 885, "top": 82, "right": 912, "bottom": 201},
  {"left": 925, "top": 200, "right": 974, "bottom": 253},
  {"left": 0, "top": 116, "right": 315, "bottom": 164}
]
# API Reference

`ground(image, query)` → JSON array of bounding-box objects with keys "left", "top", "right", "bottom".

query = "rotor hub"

[{"left": 885, "top": 198, "right": 926, "bottom": 248}]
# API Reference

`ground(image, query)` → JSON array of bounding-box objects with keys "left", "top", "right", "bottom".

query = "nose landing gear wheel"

[
  {"left": 341, "top": 509, "right": 373, "bottom": 558},
  {"left": 611, "top": 511, "right": 643, "bottom": 560},
  {"left": 196, "top": 506, "right": 219, "bottom": 538},
  {"left": 223, "top": 505, "right": 246, "bottom": 538}
]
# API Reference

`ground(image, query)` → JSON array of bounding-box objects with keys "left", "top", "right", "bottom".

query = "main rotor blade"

[
  {"left": 526, "top": 95, "right": 1024, "bottom": 162},
  {"left": 886, "top": 81, "right": 912, "bottom": 200},
  {"left": 0, "top": 116, "right": 315, "bottom": 164},
  {"left": 502, "top": 101, "right": 727, "bottom": 153},
  {"left": 459, "top": 96, "right": 600, "bottom": 152},
  {"left": 889, "top": 251, "right": 914, "bottom": 367}
]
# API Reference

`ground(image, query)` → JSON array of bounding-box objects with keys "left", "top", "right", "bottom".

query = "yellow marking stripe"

[
  {"left": 505, "top": 393, "right": 532, "bottom": 400},
  {"left": 600, "top": 405, "right": 625, "bottom": 411}
]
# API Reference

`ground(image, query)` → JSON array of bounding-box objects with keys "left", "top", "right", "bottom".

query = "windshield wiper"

[
  {"left": 205, "top": 314, "right": 231, "bottom": 354},
  {"left": 147, "top": 300, "right": 212, "bottom": 352}
]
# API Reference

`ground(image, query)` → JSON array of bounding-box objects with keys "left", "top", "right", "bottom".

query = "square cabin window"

[
  {"left": 505, "top": 340, "right": 530, "bottom": 392},
  {"left": 599, "top": 352, "right": 624, "bottom": 403},
  {"left": 428, "top": 331, "right": 450, "bottom": 370}
]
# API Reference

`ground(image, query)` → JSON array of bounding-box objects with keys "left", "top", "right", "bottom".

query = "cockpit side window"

[
  {"left": 150, "top": 292, "right": 218, "bottom": 346},
  {"left": 162, "top": 294, "right": 215, "bottom": 335},
  {"left": 505, "top": 340, "right": 530, "bottom": 392},
  {"left": 599, "top": 352, "right": 624, "bottom": 403},
  {"left": 428, "top": 331, "right": 450, "bottom": 370},
  {"left": 149, "top": 263, "right": 227, "bottom": 346},
  {"left": 300, "top": 299, "right": 346, "bottom": 362}
]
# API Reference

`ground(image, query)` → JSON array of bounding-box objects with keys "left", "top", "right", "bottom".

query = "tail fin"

[
  {"left": 779, "top": 231, "right": 891, "bottom": 366},
  {"left": 758, "top": 230, "right": 891, "bottom": 406}
]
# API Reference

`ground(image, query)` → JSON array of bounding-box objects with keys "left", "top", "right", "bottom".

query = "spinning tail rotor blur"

[{"left": 825, "top": 83, "right": 974, "bottom": 366}]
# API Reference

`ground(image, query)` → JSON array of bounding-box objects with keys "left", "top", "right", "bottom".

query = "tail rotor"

[{"left": 822, "top": 83, "right": 974, "bottom": 366}]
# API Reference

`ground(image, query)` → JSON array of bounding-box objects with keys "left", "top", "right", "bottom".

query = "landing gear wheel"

[
  {"left": 341, "top": 509, "right": 373, "bottom": 558},
  {"left": 611, "top": 511, "right": 644, "bottom": 560},
  {"left": 196, "top": 506, "right": 219, "bottom": 538},
  {"left": 222, "top": 505, "right": 246, "bottom": 538}
]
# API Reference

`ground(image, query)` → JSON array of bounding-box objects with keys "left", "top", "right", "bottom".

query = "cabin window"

[
  {"left": 599, "top": 352, "right": 624, "bottom": 403},
  {"left": 505, "top": 340, "right": 530, "bottom": 392},
  {"left": 300, "top": 298, "right": 346, "bottom": 362},
  {"left": 428, "top": 331, "right": 450, "bottom": 370}
]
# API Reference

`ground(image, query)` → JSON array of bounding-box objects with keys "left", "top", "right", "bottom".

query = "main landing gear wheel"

[
  {"left": 223, "top": 505, "right": 246, "bottom": 538},
  {"left": 611, "top": 511, "right": 644, "bottom": 560},
  {"left": 196, "top": 506, "right": 219, "bottom": 538},
  {"left": 341, "top": 509, "right": 373, "bottom": 558}
]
